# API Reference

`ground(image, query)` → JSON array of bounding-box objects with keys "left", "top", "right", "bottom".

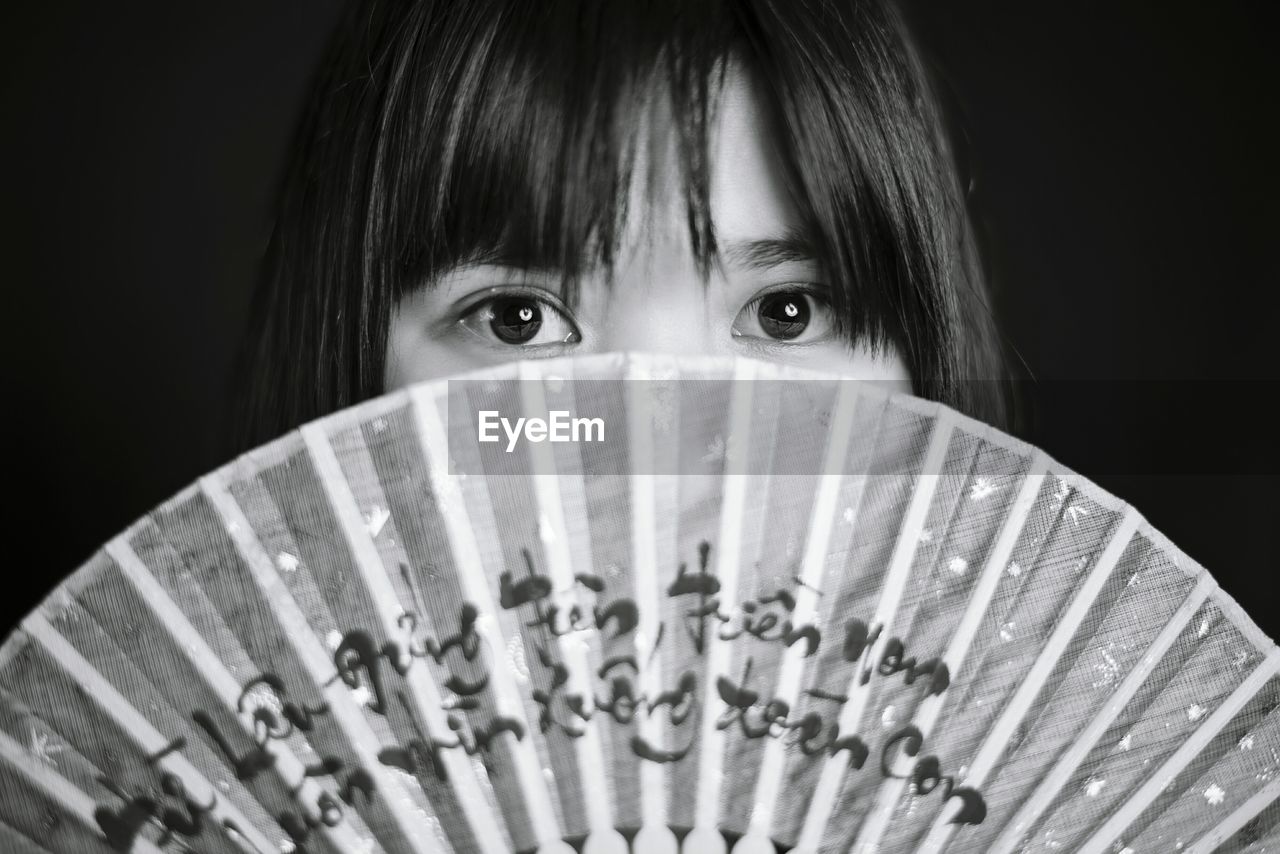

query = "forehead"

[
  {"left": 620, "top": 66, "right": 804, "bottom": 263},
  {"left": 709, "top": 71, "right": 802, "bottom": 244}
]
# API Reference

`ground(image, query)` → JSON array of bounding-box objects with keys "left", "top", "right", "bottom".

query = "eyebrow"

[
  {"left": 461, "top": 243, "right": 561, "bottom": 274},
  {"left": 720, "top": 234, "right": 820, "bottom": 271}
]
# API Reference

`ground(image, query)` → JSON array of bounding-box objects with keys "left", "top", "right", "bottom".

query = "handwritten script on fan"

[{"left": 92, "top": 539, "right": 985, "bottom": 851}]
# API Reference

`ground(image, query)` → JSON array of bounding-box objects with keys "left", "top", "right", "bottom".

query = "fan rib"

[
  {"left": 914, "top": 502, "right": 1144, "bottom": 853},
  {"left": 844, "top": 449, "right": 1051, "bottom": 854},
  {"left": 1185, "top": 774, "right": 1280, "bottom": 854},
  {"left": 732, "top": 380, "right": 862, "bottom": 853},
  {"left": 301, "top": 423, "right": 512, "bottom": 854},
  {"left": 408, "top": 384, "right": 573, "bottom": 852},
  {"left": 0, "top": 727, "right": 166, "bottom": 854},
  {"left": 1075, "top": 648, "right": 1280, "bottom": 854},
  {"left": 686, "top": 357, "right": 757, "bottom": 854},
  {"left": 986, "top": 568, "right": 1216, "bottom": 854},
  {"left": 19, "top": 613, "right": 277, "bottom": 853},
  {"left": 790, "top": 407, "right": 956, "bottom": 852},
  {"left": 199, "top": 474, "right": 445, "bottom": 853},
  {"left": 516, "top": 361, "right": 629, "bottom": 853},
  {"left": 104, "top": 536, "right": 371, "bottom": 854},
  {"left": 625, "top": 356, "right": 680, "bottom": 854}
]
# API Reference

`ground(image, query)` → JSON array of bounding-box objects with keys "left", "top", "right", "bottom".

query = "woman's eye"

[
  {"left": 732, "top": 289, "right": 833, "bottom": 343},
  {"left": 459, "top": 294, "right": 581, "bottom": 347}
]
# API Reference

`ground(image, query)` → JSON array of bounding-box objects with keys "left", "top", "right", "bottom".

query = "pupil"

[
  {"left": 759, "top": 293, "right": 810, "bottom": 340},
  {"left": 491, "top": 298, "right": 542, "bottom": 344}
]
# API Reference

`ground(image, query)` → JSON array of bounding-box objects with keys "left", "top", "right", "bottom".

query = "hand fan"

[{"left": 1, "top": 352, "right": 1276, "bottom": 854}]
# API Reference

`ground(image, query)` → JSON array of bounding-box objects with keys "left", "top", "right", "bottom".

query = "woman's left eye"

[
  {"left": 732, "top": 289, "right": 834, "bottom": 343},
  {"left": 458, "top": 294, "right": 581, "bottom": 348}
]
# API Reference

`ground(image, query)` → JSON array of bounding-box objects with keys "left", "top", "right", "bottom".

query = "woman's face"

[{"left": 385, "top": 72, "right": 911, "bottom": 391}]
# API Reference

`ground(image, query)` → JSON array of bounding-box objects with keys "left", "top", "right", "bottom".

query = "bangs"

[{"left": 374, "top": 2, "right": 731, "bottom": 297}]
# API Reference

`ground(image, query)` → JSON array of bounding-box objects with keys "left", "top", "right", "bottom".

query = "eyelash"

[
  {"left": 737, "top": 285, "right": 827, "bottom": 317},
  {"left": 454, "top": 288, "right": 579, "bottom": 349},
  {"left": 734, "top": 285, "right": 834, "bottom": 344},
  {"left": 457, "top": 287, "right": 563, "bottom": 316}
]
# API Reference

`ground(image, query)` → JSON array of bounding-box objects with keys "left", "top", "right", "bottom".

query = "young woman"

[
  {"left": 3, "top": 6, "right": 1274, "bottom": 854},
  {"left": 233, "top": 0, "right": 1010, "bottom": 451}
]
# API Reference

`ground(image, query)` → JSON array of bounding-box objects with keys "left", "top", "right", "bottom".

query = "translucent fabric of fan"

[{"left": 0, "top": 352, "right": 1276, "bottom": 854}]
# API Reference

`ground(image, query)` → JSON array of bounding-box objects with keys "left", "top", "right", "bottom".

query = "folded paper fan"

[{"left": 1, "top": 352, "right": 1277, "bottom": 854}]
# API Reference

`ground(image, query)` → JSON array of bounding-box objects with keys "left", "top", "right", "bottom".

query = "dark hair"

[{"left": 231, "top": 0, "right": 1009, "bottom": 452}]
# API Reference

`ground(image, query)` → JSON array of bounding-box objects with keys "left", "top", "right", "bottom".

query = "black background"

[{"left": 3, "top": 1, "right": 1277, "bottom": 637}]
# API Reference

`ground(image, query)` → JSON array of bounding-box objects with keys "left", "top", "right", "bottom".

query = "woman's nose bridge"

[{"left": 595, "top": 269, "right": 714, "bottom": 355}]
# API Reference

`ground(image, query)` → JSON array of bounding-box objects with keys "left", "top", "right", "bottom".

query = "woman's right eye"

[{"left": 458, "top": 294, "right": 581, "bottom": 348}]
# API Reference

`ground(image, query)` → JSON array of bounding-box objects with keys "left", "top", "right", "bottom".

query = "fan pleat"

[
  {"left": 810, "top": 414, "right": 960, "bottom": 852},
  {"left": 14, "top": 613, "right": 274, "bottom": 853},
  {"left": 348, "top": 400, "right": 539, "bottom": 852},
  {"left": 410, "top": 381, "right": 579, "bottom": 854},
  {"left": 199, "top": 474, "right": 450, "bottom": 853},
  {"left": 299, "top": 423, "right": 511, "bottom": 854},
  {"left": 642, "top": 357, "right": 734, "bottom": 844},
  {"left": 775, "top": 383, "right": 882, "bottom": 853},
  {"left": 983, "top": 566, "right": 1214, "bottom": 854},
  {"left": 0, "top": 817, "right": 59, "bottom": 854},
  {"left": 787, "top": 395, "right": 936, "bottom": 851},
  {"left": 2, "top": 352, "right": 1277, "bottom": 854},
  {"left": 729, "top": 378, "right": 854, "bottom": 852},
  {"left": 1131, "top": 689, "right": 1279, "bottom": 850},
  {"left": 1075, "top": 652, "right": 1280, "bottom": 854},
  {"left": 102, "top": 538, "right": 368, "bottom": 854},
  {"left": 834, "top": 427, "right": 997, "bottom": 849},
  {"left": 908, "top": 507, "right": 1145, "bottom": 851},
  {"left": 678, "top": 358, "right": 756, "bottom": 854},
  {"left": 452, "top": 379, "right": 587, "bottom": 842},
  {"left": 515, "top": 361, "right": 630, "bottom": 854},
  {"left": 1020, "top": 616, "right": 1275, "bottom": 853},
  {"left": 713, "top": 374, "right": 827, "bottom": 843},
  {"left": 573, "top": 371, "right": 646, "bottom": 838},
  {"left": 0, "top": 728, "right": 163, "bottom": 854},
  {"left": 624, "top": 359, "right": 681, "bottom": 853},
  {"left": 778, "top": 393, "right": 889, "bottom": 848},
  {"left": 1245, "top": 828, "right": 1280, "bottom": 852},
  {"left": 1214, "top": 792, "right": 1280, "bottom": 852},
  {"left": 859, "top": 480, "right": 1118, "bottom": 852},
  {"left": 1188, "top": 779, "right": 1280, "bottom": 853},
  {"left": 833, "top": 441, "right": 1038, "bottom": 853},
  {"left": 232, "top": 450, "right": 463, "bottom": 851}
]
